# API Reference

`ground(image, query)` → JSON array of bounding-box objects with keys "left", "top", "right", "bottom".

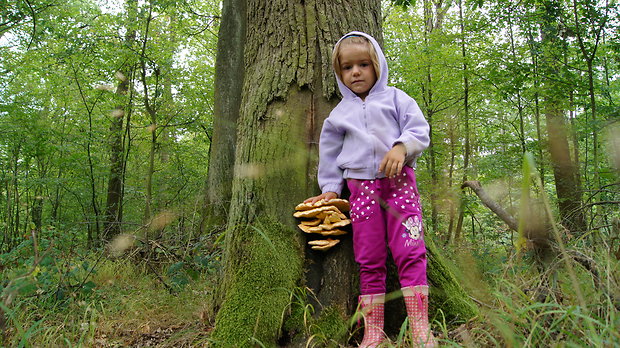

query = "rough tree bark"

[
  {"left": 208, "top": 0, "right": 476, "bottom": 346},
  {"left": 210, "top": 2, "right": 379, "bottom": 345}
]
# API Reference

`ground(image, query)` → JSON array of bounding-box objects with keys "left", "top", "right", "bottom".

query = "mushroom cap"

[
  {"left": 319, "top": 229, "right": 347, "bottom": 236},
  {"left": 318, "top": 219, "right": 350, "bottom": 231},
  {"left": 323, "top": 211, "right": 343, "bottom": 224},
  {"left": 307, "top": 239, "right": 333, "bottom": 246},
  {"left": 299, "top": 219, "right": 321, "bottom": 226},
  {"left": 295, "top": 199, "right": 350, "bottom": 213},
  {"left": 293, "top": 205, "right": 342, "bottom": 219},
  {"left": 298, "top": 219, "right": 350, "bottom": 234},
  {"left": 309, "top": 238, "right": 340, "bottom": 250},
  {"left": 298, "top": 224, "right": 323, "bottom": 234}
]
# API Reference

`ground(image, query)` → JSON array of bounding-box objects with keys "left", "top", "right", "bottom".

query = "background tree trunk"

[
  {"left": 103, "top": 0, "right": 138, "bottom": 241},
  {"left": 200, "top": 0, "right": 246, "bottom": 232},
  {"left": 452, "top": 0, "right": 471, "bottom": 244},
  {"left": 539, "top": 0, "right": 587, "bottom": 235},
  {"left": 71, "top": 63, "right": 101, "bottom": 245}
]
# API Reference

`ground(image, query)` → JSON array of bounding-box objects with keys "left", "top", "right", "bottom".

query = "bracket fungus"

[{"left": 293, "top": 199, "right": 351, "bottom": 251}]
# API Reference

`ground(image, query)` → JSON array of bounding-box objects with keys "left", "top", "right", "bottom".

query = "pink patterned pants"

[{"left": 347, "top": 166, "right": 428, "bottom": 295}]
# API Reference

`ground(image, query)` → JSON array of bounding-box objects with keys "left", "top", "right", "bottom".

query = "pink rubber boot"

[
  {"left": 358, "top": 293, "right": 385, "bottom": 348},
  {"left": 402, "top": 286, "right": 437, "bottom": 347}
]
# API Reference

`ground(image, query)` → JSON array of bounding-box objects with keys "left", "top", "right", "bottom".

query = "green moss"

[
  {"left": 283, "top": 298, "right": 349, "bottom": 347},
  {"left": 280, "top": 285, "right": 349, "bottom": 345},
  {"left": 310, "top": 306, "right": 349, "bottom": 343},
  {"left": 210, "top": 219, "right": 303, "bottom": 347},
  {"left": 426, "top": 235, "right": 479, "bottom": 324}
]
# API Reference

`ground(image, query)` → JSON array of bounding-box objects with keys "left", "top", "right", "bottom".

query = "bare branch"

[{"left": 461, "top": 180, "right": 519, "bottom": 232}]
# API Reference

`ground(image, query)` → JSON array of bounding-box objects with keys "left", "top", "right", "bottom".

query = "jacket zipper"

[{"left": 362, "top": 101, "right": 376, "bottom": 173}]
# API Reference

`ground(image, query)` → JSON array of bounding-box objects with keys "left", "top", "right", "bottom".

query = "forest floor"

[
  {"left": 1, "top": 238, "right": 618, "bottom": 347},
  {"left": 1, "top": 251, "right": 217, "bottom": 347}
]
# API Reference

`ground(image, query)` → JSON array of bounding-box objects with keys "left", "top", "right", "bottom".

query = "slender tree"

[
  {"left": 200, "top": 0, "right": 246, "bottom": 231},
  {"left": 103, "top": 0, "right": 138, "bottom": 240},
  {"left": 538, "top": 0, "right": 587, "bottom": 234},
  {"left": 453, "top": 0, "right": 471, "bottom": 243}
]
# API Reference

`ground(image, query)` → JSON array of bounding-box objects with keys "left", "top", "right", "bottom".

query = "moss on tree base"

[
  {"left": 210, "top": 220, "right": 302, "bottom": 347},
  {"left": 426, "top": 235, "right": 479, "bottom": 324}
]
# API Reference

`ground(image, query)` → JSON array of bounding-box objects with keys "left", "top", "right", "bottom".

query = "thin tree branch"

[{"left": 461, "top": 180, "right": 519, "bottom": 231}]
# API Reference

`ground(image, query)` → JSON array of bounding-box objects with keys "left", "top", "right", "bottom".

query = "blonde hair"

[{"left": 332, "top": 36, "right": 380, "bottom": 82}]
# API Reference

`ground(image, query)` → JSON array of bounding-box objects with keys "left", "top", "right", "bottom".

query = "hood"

[{"left": 333, "top": 31, "right": 389, "bottom": 99}]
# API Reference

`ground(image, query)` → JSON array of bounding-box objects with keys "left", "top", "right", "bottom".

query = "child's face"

[{"left": 338, "top": 44, "right": 377, "bottom": 100}]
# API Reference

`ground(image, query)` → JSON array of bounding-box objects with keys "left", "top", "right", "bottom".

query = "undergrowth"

[
  {"left": 449, "top": 241, "right": 620, "bottom": 347},
  {"left": 1, "top": 219, "right": 618, "bottom": 347},
  {"left": 1, "top": 233, "right": 618, "bottom": 347},
  {"left": 0, "top": 231, "right": 219, "bottom": 347}
]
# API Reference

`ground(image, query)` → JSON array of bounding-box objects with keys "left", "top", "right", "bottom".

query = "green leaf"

[
  {"left": 81, "top": 281, "right": 96, "bottom": 293},
  {"left": 167, "top": 261, "right": 185, "bottom": 276},
  {"left": 16, "top": 280, "right": 38, "bottom": 296},
  {"left": 39, "top": 255, "right": 54, "bottom": 267}
]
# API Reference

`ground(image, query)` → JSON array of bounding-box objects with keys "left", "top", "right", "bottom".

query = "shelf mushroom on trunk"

[{"left": 293, "top": 199, "right": 351, "bottom": 251}]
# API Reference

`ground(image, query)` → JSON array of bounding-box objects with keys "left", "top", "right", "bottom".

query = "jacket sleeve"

[
  {"left": 393, "top": 91, "right": 430, "bottom": 159},
  {"left": 318, "top": 118, "right": 346, "bottom": 196}
]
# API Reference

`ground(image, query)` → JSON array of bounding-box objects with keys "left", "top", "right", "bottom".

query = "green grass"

[
  {"left": 1, "top": 256, "right": 215, "bottom": 347},
  {"left": 1, "top": 230, "right": 618, "bottom": 347}
]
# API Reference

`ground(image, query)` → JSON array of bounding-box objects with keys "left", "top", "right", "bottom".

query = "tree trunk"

[
  {"left": 211, "top": 1, "right": 379, "bottom": 344},
  {"left": 103, "top": 95, "right": 127, "bottom": 240},
  {"left": 9, "top": 146, "right": 20, "bottom": 250},
  {"left": 539, "top": 0, "right": 586, "bottom": 235},
  {"left": 421, "top": 0, "right": 439, "bottom": 235},
  {"left": 140, "top": 5, "right": 156, "bottom": 224},
  {"left": 200, "top": 0, "right": 247, "bottom": 233},
  {"left": 572, "top": 0, "right": 607, "bottom": 231},
  {"left": 452, "top": 0, "right": 470, "bottom": 244},
  {"left": 71, "top": 62, "right": 102, "bottom": 244},
  {"left": 209, "top": 1, "right": 476, "bottom": 346},
  {"left": 103, "top": 0, "right": 137, "bottom": 241},
  {"left": 421, "top": 0, "right": 450, "bottom": 235}
]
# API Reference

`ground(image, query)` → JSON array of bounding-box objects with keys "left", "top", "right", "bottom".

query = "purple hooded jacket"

[{"left": 318, "top": 31, "right": 430, "bottom": 196}]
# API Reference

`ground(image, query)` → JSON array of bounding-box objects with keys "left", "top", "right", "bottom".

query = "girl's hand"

[
  {"left": 379, "top": 143, "right": 406, "bottom": 178},
  {"left": 304, "top": 192, "right": 338, "bottom": 205}
]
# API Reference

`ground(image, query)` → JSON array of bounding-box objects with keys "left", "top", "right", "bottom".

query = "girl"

[{"left": 304, "top": 32, "right": 437, "bottom": 347}]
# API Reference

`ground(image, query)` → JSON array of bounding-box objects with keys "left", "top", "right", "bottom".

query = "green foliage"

[
  {"left": 0, "top": 0, "right": 219, "bottom": 251},
  {"left": 1, "top": 228, "right": 98, "bottom": 311},
  {"left": 477, "top": 255, "right": 620, "bottom": 346},
  {"left": 305, "top": 305, "right": 349, "bottom": 346},
  {"left": 1, "top": 247, "right": 217, "bottom": 346},
  {"left": 166, "top": 242, "right": 219, "bottom": 290}
]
